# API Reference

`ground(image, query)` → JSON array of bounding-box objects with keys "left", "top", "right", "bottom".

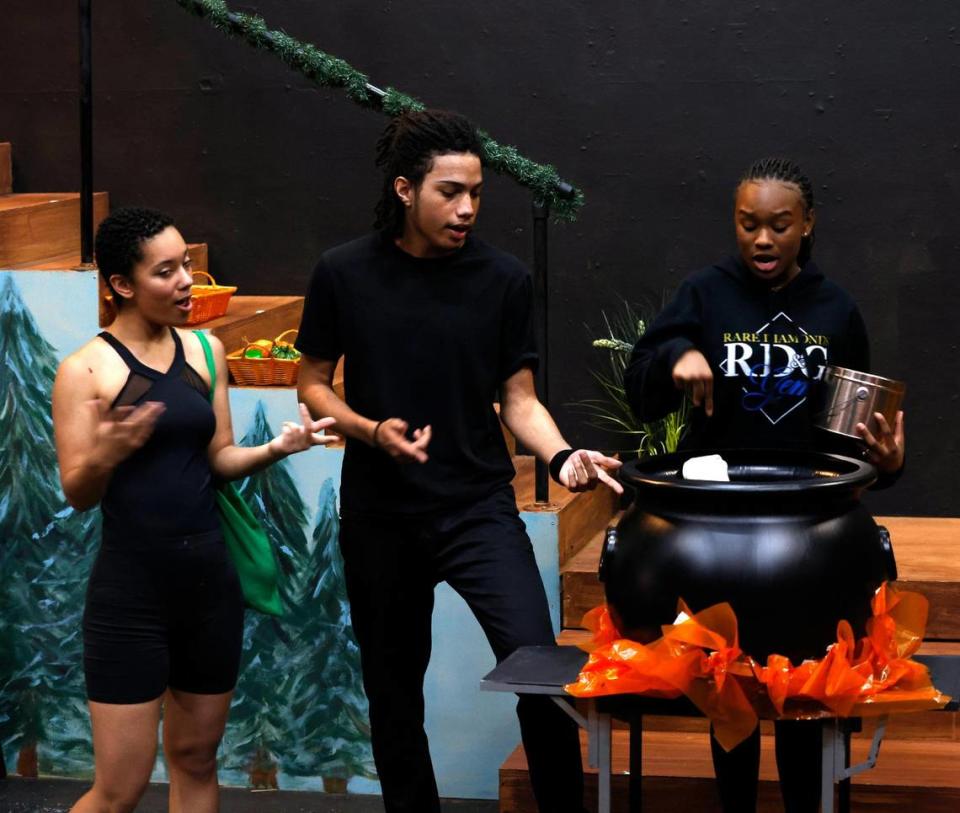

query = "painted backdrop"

[{"left": 0, "top": 269, "right": 560, "bottom": 799}]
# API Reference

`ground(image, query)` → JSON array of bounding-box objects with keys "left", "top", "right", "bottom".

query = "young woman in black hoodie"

[{"left": 624, "top": 157, "right": 905, "bottom": 812}]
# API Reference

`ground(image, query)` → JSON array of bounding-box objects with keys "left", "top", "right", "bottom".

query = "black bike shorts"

[{"left": 83, "top": 530, "right": 244, "bottom": 704}]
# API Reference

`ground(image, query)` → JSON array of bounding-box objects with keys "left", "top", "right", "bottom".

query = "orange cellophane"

[{"left": 565, "top": 583, "right": 950, "bottom": 751}]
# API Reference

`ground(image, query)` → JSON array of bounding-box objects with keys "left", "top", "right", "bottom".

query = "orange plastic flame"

[{"left": 565, "top": 583, "right": 949, "bottom": 751}]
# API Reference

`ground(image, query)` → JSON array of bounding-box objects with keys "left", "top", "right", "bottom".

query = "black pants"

[
  {"left": 712, "top": 720, "right": 823, "bottom": 812},
  {"left": 339, "top": 485, "right": 585, "bottom": 813}
]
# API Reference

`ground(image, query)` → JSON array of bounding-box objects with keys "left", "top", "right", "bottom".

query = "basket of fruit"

[
  {"left": 226, "top": 329, "right": 302, "bottom": 386},
  {"left": 187, "top": 270, "right": 238, "bottom": 325}
]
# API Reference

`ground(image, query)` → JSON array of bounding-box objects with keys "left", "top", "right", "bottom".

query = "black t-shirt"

[{"left": 296, "top": 231, "right": 538, "bottom": 514}]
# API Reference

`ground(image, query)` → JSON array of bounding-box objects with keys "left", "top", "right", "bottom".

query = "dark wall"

[{"left": 3, "top": 1, "right": 959, "bottom": 515}]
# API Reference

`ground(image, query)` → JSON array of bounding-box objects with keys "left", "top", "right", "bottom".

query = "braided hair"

[
  {"left": 95, "top": 207, "right": 175, "bottom": 308},
  {"left": 739, "top": 157, "right": 816, "bottom": 266},
  {"left": 374, "top": 109, "right": 483, "bottom": 235}
]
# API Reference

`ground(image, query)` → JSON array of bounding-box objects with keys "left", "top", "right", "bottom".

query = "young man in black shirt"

[{"left": 296, "top": 109, "right": 621, "bottom": 813}]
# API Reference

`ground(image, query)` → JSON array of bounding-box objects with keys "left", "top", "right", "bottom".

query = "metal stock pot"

[
  {"left": 600, "top": 450, "right": 896, "bottom": 663},
  {"left": 815, "top": 366, "right": 906, "bottom": 440}
]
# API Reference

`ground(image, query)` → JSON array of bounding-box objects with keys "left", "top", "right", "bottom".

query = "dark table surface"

[{"left": 482, "top": 646, "right": 960, "bottom": 713}]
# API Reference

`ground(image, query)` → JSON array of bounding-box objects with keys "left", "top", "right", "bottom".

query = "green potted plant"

[{"left": 577, "top": 300, "right": 688, "bottom": 458}]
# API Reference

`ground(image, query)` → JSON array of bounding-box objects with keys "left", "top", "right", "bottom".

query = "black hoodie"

[{"left": 624, "top": 255, "right": 870, "bottom": 455}]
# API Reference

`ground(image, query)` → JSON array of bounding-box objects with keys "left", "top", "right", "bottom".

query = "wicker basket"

[
  {"left": 187, "top": 270, "right": 237, "bottom": 325},
  {"left": 227, "top": 329, "right": 301, "bottom": 386}
]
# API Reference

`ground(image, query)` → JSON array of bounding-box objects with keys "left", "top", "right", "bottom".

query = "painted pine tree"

[
  {"left": 0, "top": 273, "right": 83, "bottom": 776},
  {"left": 282, "top": 478, "right": 375, "bottom": 791},
  {"left": 220, "top": 400, "right": 311, "bottom": 788},
  {"left": 28, "top": 507, "right": 100, "bottom": 775}
]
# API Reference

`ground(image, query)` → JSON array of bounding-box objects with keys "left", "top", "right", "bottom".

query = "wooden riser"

[
  {"left": 0, "top": 192, "right": 109, "bottom": 267},
  {"left": 9, "top": 244, "right": 206, "bottom": 273},
  {"left": 512, "top": 456, "right": 619, "bottom": 565},
  {"left": 562, "top": 523, "right": 610, "bottom": 629},
  {"left": 561, "top": 516, "right": 960, "bottom": 640},
  {"left": 501, "top": 729, "right": 960, "bottom": 812},
  {"left": 0, "top": 142, "right": 11, "bottom": 194},
  {"left": 190, "top": 293, "right": 304, "bottom": 355}
]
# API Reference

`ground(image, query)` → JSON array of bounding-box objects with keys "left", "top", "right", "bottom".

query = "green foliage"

[
  {"left": 0, "top": 276, "right": 64, "bottom": 538},
  {"left": 221, "top": 406, "right": 373, "bottom": 788},
  {"left": 0, "top": 275, "right": 96, "bottom": 775},
  {"left": 24, "top": 509, "right": 99, "bottom": 775},
  {"left": 221, "top": 402, "right": 311, "bottom": 782},
  {"left": 281, "top": 479, "right": 375, "bottom": 781},
  {"left": 173, "top": 0, "right": 583, "bottom": 220},
  {"left": 578, "top": 300, "right": 688, "bottom": 457},
  {"left": 0, "top": 277, "right": 375, "bottom": 785}
]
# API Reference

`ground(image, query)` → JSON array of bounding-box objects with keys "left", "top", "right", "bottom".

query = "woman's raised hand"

[
  {"left": 88, "top": 398, "right": 166, "bottom": 468},
  {"left": 269, "top": 403, "right": 339, "bottom": 457},
  {"left": 672, "top": 348, "right": 714, "bottom": 416}
]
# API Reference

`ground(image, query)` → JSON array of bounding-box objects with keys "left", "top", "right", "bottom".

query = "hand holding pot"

[{"left": 857, "top": 410, "right": 905, "bottom": 473}]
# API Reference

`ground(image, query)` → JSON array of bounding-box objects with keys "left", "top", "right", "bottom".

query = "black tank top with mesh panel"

[{"left": 98, "top": 328, "right": 220, "bottom": 543}]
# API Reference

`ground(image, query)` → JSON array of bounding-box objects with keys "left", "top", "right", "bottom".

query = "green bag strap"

[{"left": 193, "top": 329, "right": 216, "bottom": 403}]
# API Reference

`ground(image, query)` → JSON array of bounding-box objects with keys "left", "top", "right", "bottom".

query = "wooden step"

[
  {"left": 10, "top": 244, "right": 206, "bottom": 273},
  {"left": 0, "top": 192, "right": 109, "bottom": 267},
  {"left": 884, "top": 517, "right": 960, "bottom": 640},
  {"left": 204, "top": 294, "right": 305, "bottom": 358},
  {"left": 511, "top": 456, "right": 619, "bottom": 566},
  {"left": 560, "top": 516, "right": 960, "bottom": 639},
  {"left": 500, "top": 726, "right": 960, "bottom": 812},
  {"left": 188, "top": 242, "right": 209, "bottom": 277},
  {"left": 0, "top": 143, "right": 11, "bottom": 194},
  {"left": 561, "top": 521, "right": 614, "bottom": 629}
]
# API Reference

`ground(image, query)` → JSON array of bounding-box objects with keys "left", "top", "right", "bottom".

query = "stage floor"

[{"left": 0, "top": 777, "right": 497, "bottom": 813}]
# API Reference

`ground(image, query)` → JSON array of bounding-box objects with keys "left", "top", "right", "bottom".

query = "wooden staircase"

[
  {"left": 501, "top": 502, "right": 960, "bottom": 810},
  {"left": 0, "top": 140, "right": 304, "bottom": 353}
]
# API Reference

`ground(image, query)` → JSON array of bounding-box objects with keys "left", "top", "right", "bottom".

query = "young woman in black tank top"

[{"left": 52, "top": 207, "right": 337, "bottom": 813}]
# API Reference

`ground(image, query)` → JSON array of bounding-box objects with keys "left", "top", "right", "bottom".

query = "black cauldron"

[{"left": 600, "top": 450, "right": 896, "bottom": 664}]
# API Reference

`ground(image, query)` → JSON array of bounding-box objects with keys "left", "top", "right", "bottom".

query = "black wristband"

[
  {"left": 372, "top": 419, "right": 386, "bottom": 448},
  {"left": 549, "top": 448, "right": 575, "bottom": 484}
]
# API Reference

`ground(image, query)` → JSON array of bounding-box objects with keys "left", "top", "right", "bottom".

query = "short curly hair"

[{"left": 95, "top": 207, "right": 174, "bottom": 306}]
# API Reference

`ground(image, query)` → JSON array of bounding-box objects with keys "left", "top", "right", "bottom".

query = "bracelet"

[
  {"left": 548, "top": 448, "right": 575, "bottom": 484},
  {"left": 372, "top": 419, "right": 386, "bottom": 448}
]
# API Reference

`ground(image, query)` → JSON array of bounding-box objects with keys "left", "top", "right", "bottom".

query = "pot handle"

[
  {"left": 598, "top": 525, "right": 617, "bottom": 583},
  {"left": 878, "top": 525, "right": 898, "bottom": 583}
]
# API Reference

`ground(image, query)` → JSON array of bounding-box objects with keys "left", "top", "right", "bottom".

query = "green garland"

[{"left": 173, "top": 0, "right": 584, "bottom": 220}]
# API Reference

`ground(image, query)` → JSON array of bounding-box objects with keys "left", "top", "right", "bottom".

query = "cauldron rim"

[{"left": 621, "top": 448, "right": 876, "bottom": 496}]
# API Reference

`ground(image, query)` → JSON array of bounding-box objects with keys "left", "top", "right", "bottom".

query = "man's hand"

[
  {"left": 269, "top": 403, "right": 339, "bottom": 457},
  {"left": 374, "top": 418, "right": 431, "bottom": 464},
  {"left": 672, "top": 349, "right": 713, "bottom": 416},
  {"left": 857, "top": 411, "right": 905, "bottom": 474},
  {"left": 559, "top": 450, "right": 623, "bottom": 495}
]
